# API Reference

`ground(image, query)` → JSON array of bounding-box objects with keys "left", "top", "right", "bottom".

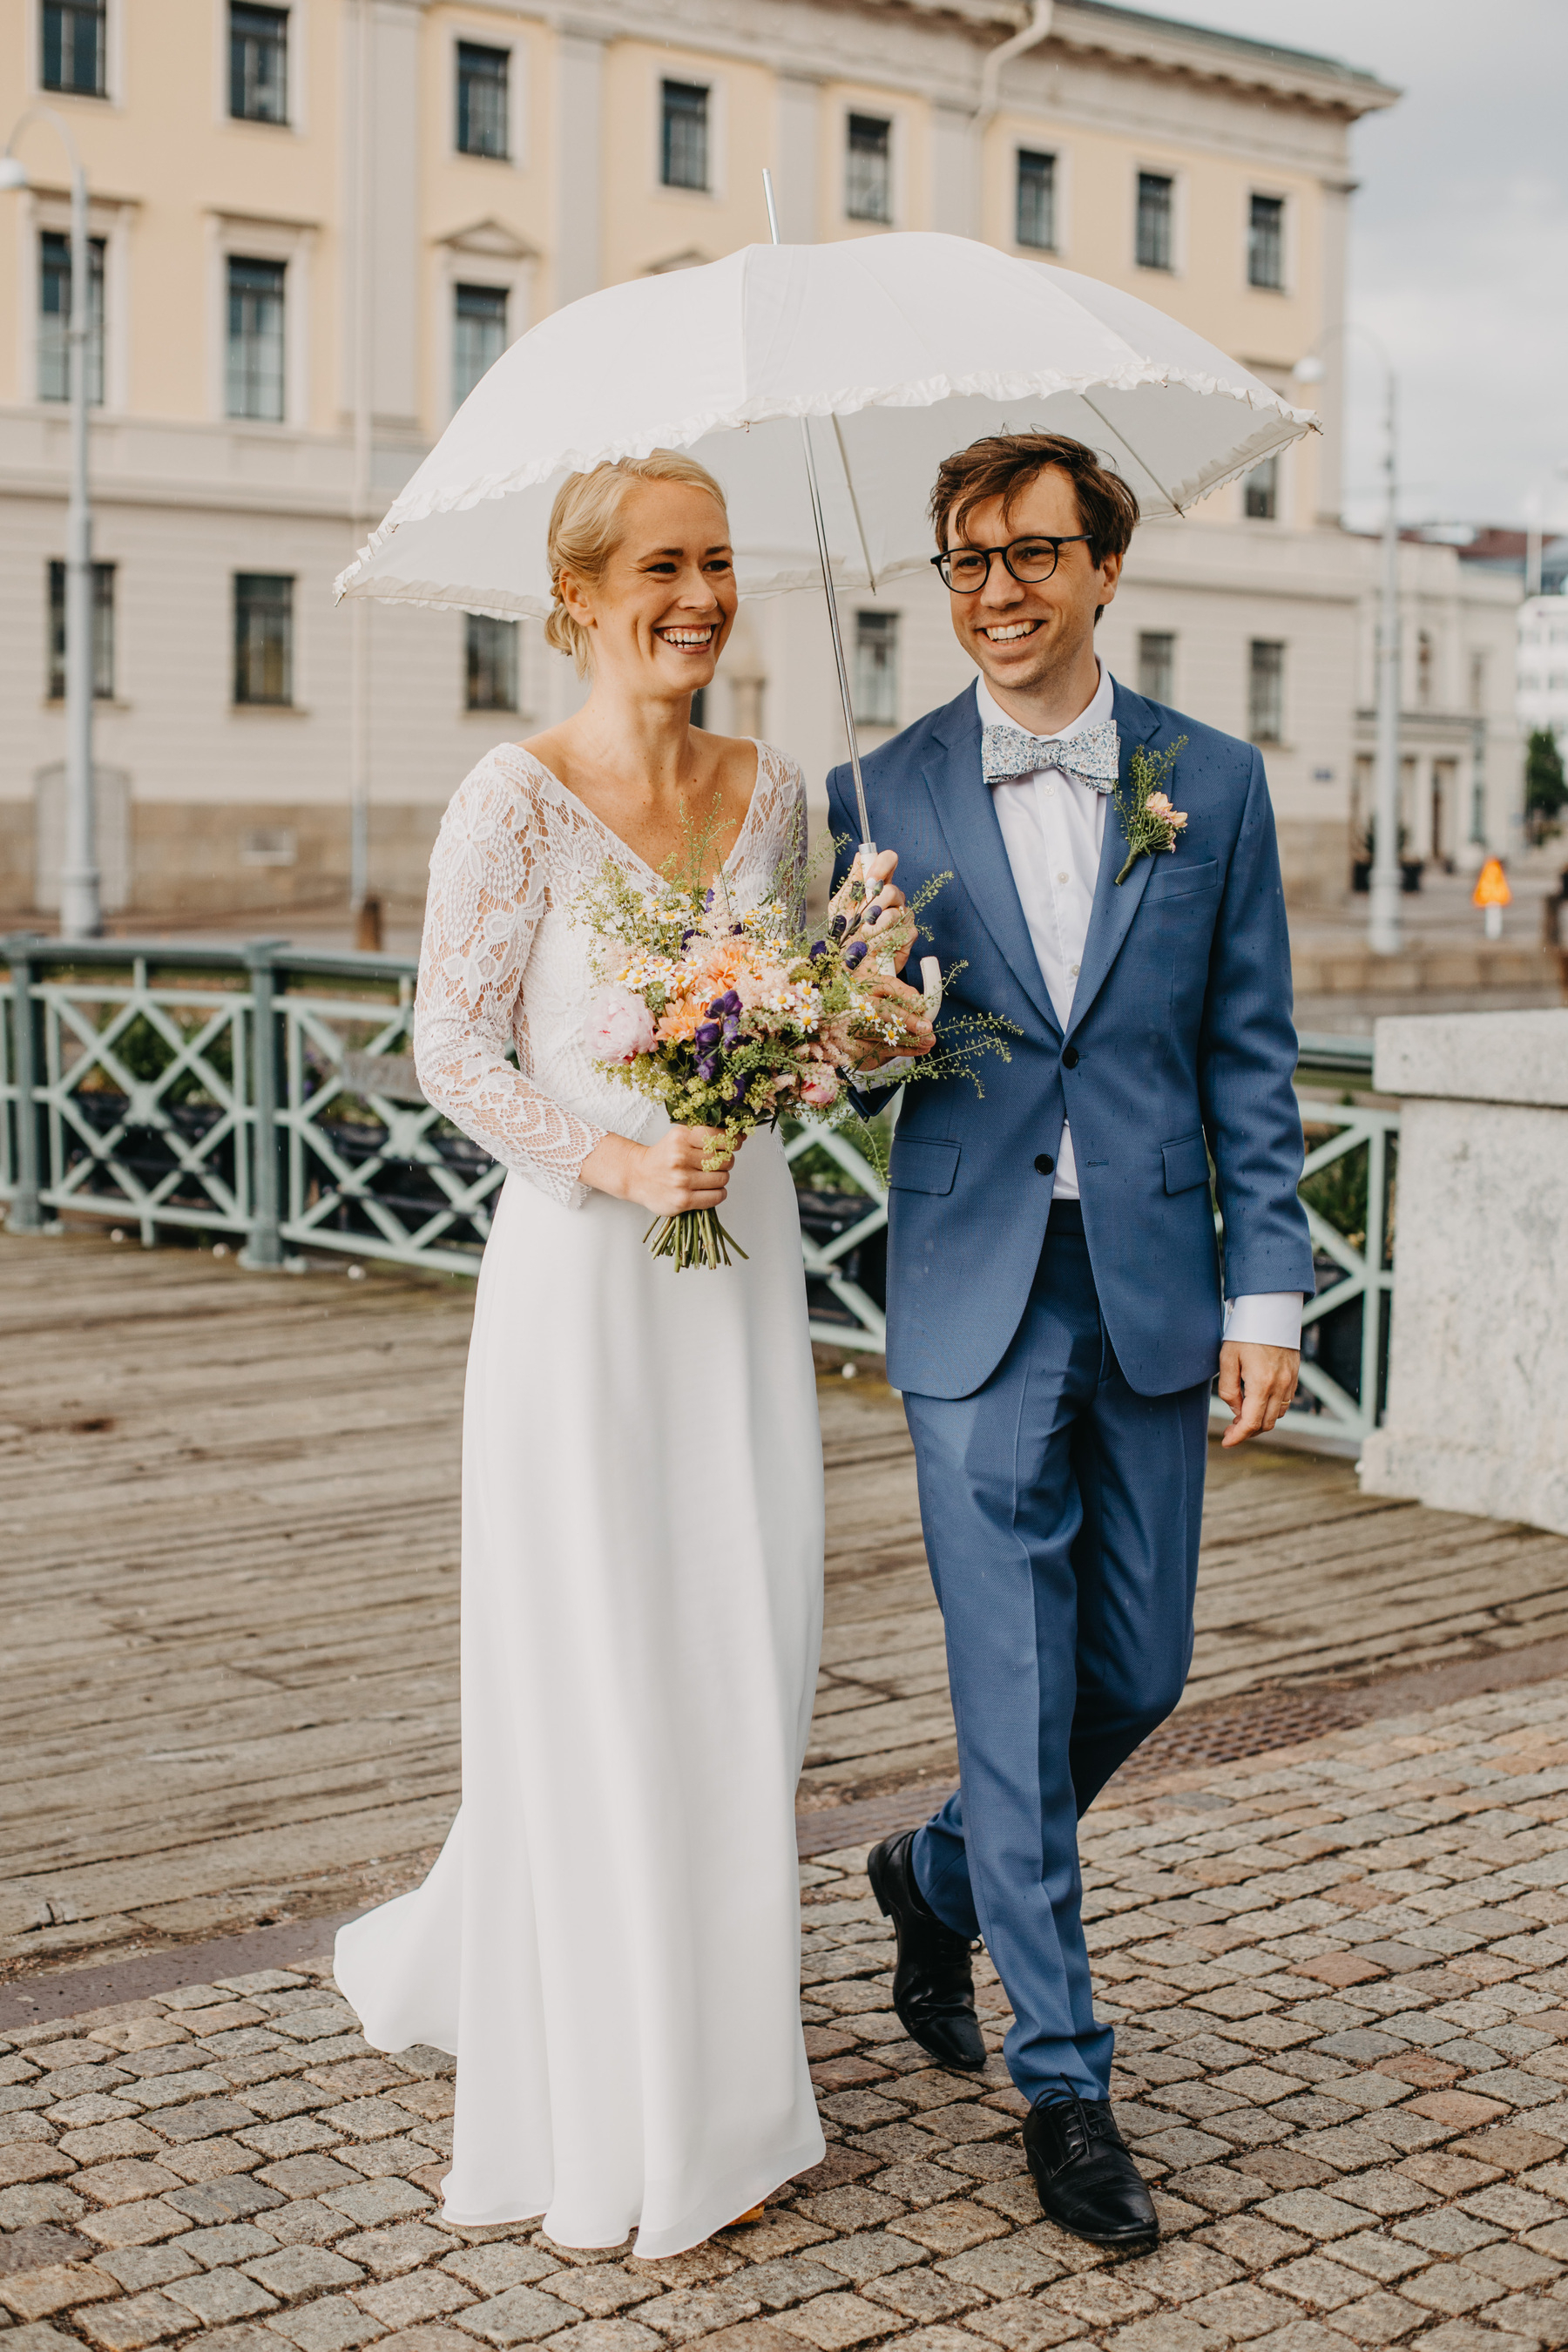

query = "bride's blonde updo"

[{"left": 545, "top": 450, "right": 729, "bottom": 677}]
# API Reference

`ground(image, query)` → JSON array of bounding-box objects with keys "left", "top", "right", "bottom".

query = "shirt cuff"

[{"left": 1223, "top": 1293, "right": 1303, "bottom": 1349}]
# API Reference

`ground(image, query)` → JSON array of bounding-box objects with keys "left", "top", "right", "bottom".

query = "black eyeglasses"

[{"left": 930, "top": 535, "right": 1092, "bottom": 591}]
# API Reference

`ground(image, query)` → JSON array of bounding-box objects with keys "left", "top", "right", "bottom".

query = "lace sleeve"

[
  {"left": 754, "top": 746, "right": 810, "bottom": 924},
  {"left": 413, "top": 759, "right": 606, "bottom": 1212}
]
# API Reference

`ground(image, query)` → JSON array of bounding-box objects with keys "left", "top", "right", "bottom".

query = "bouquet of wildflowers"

[{"left": 578, "top": 816, "right": 1012, "bottom": 1270}]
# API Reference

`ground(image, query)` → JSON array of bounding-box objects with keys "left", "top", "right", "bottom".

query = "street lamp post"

[
  {"left": 1368, "top": 368, "right": 1402, "bottom": 956},
  {"left": 0, "top": 109, "right": 101, "bottom": 938},
  {"left": 1295, "top": 331, "right": 1402, "bottom": 957}
]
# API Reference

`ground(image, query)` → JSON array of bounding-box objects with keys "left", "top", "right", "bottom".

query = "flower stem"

[{"left": 641, "top": 1207, "right": 749, "bottom": 1270}]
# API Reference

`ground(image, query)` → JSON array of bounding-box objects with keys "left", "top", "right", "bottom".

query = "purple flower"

[
  {"left": 829, "top": 914, "right": 847, "bottom": 937},
  {"left": 809, "top": 939, "right": 828, "bottom": 962},
  {"left": 694, "top": 1020, "right": 721, "bottom": 1051},
  {"left": 729, "top": 1071, "right": 752, "bottom": 1105},
  {"left": 862, "top": 904, "right": 882, "bottom": 929},
  {"left": 844, "top": 939, "right": 868, "bottom": 968},
  {"left": 696, "top": 1054, "right": 720, "bottom": 1083}
]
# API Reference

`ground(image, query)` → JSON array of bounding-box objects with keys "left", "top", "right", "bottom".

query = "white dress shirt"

[{"left": 977, "top": 668, "right": 1302, "bottom": 1352}]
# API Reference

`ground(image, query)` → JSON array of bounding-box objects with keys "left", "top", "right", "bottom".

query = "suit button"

[
  {"left": 1062, "top": 1045, "right": 1079, "bottom": 1068},
  {"left": 1034, "top": 1154, "right": 1054, "bottom": 1176}
]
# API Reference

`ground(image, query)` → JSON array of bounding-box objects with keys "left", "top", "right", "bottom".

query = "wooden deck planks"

[{"left": 5, "top": 1225, "right": 1568, "bottom": 1973}]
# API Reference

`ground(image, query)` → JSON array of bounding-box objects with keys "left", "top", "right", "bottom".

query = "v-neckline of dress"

[{"left": 507, "top": 740, "right": 767, "bottom": 890}]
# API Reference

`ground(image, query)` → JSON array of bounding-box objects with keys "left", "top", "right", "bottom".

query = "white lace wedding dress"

[{"left": 335, "top": 740, "right": 826, "bottom": 2257}]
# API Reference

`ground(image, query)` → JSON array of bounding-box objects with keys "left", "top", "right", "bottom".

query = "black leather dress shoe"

[
  {"left": 867, "top": 1829, "right": 987, "bottom": 2072},
  {"left": 1023, "top": 2091, "right": 1159, "bottom": 2247}
]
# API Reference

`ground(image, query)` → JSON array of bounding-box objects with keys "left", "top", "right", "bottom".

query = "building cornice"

[{"left": 522, "top": 0, "right": 1393, "bottom": 154}]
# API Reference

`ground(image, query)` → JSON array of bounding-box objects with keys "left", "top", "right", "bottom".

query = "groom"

[{"left": 828, "top": 432, "right": 1314, "bottom": 2252}]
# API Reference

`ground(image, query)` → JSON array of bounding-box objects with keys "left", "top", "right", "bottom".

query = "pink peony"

[
  {"left": 585, "top": 986, "right": 656, "bottom": 1064},
  {"left": 799, "top": 1069, "right": 841, "bottom": 1107}
]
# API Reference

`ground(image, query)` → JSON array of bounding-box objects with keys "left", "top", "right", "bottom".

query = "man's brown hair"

[{"left": 929, "top": 431, "right": 1140, "bottom": 568}]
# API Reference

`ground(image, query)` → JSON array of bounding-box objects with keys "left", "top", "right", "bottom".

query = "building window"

[
  {"left": 1243, "top": 455, "right": 1278, "bottom": 520},
  {"left": 226, "top": 256, "right": 286, "bottom": 421},
  {"left": 847, "top": 114, "right": 892, "bottom": 225},
  {"left": 465, "top": 614, "right": 518, "bottom": 712},
  {"left": 660, "top": 80, "right": 709, "bottom": 192},
  {"left": 47, "top": 559, "right": 115, "bottom": 700},
  {"left": 456, "top": 41, "right": 509, "bottom": 159},
  {"left": 854, "top": 612, "right": 899, "bottom": 726},
  {"left": 453, "top": 282, "right": 507, "bottom": 409},
  {"left": 39, "top": 231, "right": 105, "bottom": 405},
  {"left": 1416, "top": 629, "right": 1434, "bottom": 709},
  {"left": 1469, "top": 650, "right": 1487, "bottom": 713},
  {"left": 42, "top": 0, "right": 105, "bottom": 97},
  {"left": 230, "top": 3, "right": 288, "bottom": 124},
  {"left": 1248, "top": 639, "right": 1284, "bottom": 743},
  {"left": 233, "top": 573, "right": 293, "bottom": 704},
  {"left": 1248, "top": 193, "right": 1284, "bottom": 291},
  {"left": 1136, "top": 172, "right": 1173, "bottom": 271},
  {"left": 1137, "top": 632, "right": 1174, "bottom": 705},
  {"left": 1016, "top": 149, "right": 1056, "bottom": 251}
]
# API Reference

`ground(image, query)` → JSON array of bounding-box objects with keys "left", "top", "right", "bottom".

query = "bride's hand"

[
  {"left": 831, "top": 849, "right": 916, "bottom": 977},
  {"left": 584, "top": 1126, "right": 740, "bottom": 1213}
]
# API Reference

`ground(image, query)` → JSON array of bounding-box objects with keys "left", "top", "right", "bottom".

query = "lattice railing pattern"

[{"left": 2, "top": 943, "right": 1389, "bottom": 1443}]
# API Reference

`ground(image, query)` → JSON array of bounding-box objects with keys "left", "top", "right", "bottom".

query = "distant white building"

[{"left": 1518, "top": 593, "right": 1568, "bottom": 760}]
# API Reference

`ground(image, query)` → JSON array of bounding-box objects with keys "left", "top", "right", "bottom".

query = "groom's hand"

[{"left": 1218, "top": 1342, "right": 1299, "bottom": 1447}]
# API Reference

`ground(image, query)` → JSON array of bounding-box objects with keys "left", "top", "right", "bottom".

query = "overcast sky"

[{"left": 1160, "top": 0, "right": 1568, "bottom": 534}]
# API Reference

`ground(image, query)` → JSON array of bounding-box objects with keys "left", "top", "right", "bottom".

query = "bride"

[{"left": 335, "top": 450, "right": 916, "bottom": 2257}]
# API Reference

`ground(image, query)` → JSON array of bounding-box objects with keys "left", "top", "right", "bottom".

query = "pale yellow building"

[{"left": 0, "top": 0, "right": 1516, "bottom": 926}]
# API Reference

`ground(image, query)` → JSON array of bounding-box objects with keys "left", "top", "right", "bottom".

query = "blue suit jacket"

[{"left": 828, "top": 679, "right": 1315, "bottom": 1401}]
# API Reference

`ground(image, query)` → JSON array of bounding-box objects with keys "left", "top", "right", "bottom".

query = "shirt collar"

[{"left": 974, "top": 659, "right": 1114, "bottom": 747}]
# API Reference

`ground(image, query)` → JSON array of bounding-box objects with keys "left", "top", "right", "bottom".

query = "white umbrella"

[{"left": 336, "top": 219, "right": 1315, "bottom": 849}]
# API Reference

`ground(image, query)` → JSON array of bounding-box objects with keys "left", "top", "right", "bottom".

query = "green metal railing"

[{"left": 1, "top": 940, "right": 1390, "bottom": 1446}]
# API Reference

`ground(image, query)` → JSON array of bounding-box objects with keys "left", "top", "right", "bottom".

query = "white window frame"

[
  {"left": 649, "top": 58, "right": 726, "bottom": 202},
  {"left": 1132, "top": 161, "right": 1185, "bottom": 278},
  {"left": 1012, "top": 143, "right": 1058, "bottom": 255},
  {"left": 838, "top": 95, "right": 903, "bottom": 232},
  {"left": 30, "top": 0, "right": 125, "bottom": 108},
  {"left": 213, "top": 0, "right": 310, "bottom": 136},
  {"left": 206, "top": 208, "right": 316, "bottom": 429},
  {"left": 1010, "top": 137, "right": 1072, "bottom": 259},
  {"left": 1240, "top": 449, "right": 1283, "bottom": 524},
  {"left": 1136, "top": 628, "right": 1177, "bottom": 706},
  {"left": 18, "top": 186, "right": 133, "bottom": 411},
  {"left": 450, "top": 21, "right": 526, "bottom": 167},
  {"left": 434, "top": 225, "right": 536, "bottom": 429},
  {"left": 1244, "top": 186, "right": 1291, "bottom": 296}
]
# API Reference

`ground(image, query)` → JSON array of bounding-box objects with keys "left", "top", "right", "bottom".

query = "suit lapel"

[
  {"left": 919, "top": 687, "right": 1059, "bottom": 1037},
  {"left": 1066, "top": 681, "right": 1164, "bottom": 1037}
]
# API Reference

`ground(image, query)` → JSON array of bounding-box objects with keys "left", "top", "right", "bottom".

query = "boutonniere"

[{"left": 1114, "top": 737, "right": 1189, "bottom": 885}]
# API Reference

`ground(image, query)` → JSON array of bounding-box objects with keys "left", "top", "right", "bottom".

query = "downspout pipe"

[{"left": 977, "top": 0, "right": 1054, "bottom": 127}]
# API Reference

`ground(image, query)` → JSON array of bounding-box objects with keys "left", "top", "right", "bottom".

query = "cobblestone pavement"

[{"left": 10, "top": 1680, "right": 1568, "bottom": 2352}]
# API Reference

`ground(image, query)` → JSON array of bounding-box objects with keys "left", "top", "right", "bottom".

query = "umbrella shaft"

[{"left": 796, "top": 412, "right": 873, "bottom": 852}]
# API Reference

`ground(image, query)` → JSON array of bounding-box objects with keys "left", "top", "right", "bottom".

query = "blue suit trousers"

[{"left": 904, "top": 1202, "right": 1209, "bottom": 2102}]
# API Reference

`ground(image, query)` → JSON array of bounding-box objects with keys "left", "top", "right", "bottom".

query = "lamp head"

[
  {"left": 0, "top": 156, "right": 30, "bottom": 193},
  {"left": 1291, "top": 355, "right": 1326, "bottom": 386}
]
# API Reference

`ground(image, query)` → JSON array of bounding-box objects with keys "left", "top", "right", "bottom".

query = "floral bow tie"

[{"left": 982, "top": 717, "right": 1121, "bottom": 793}]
